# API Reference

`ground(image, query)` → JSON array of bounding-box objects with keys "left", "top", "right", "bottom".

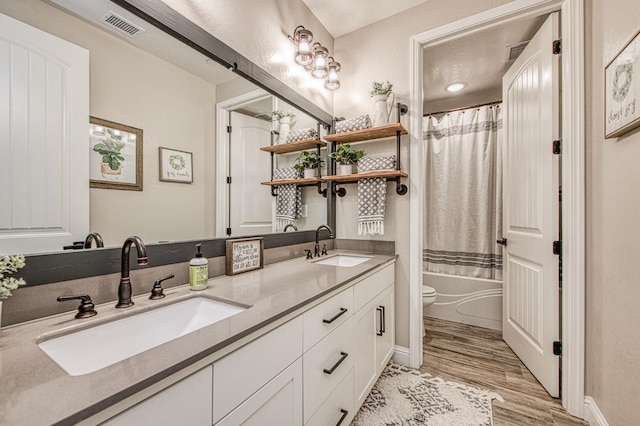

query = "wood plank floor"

[{"left": 421, "top": 317, "right": 588, "bottom": 425}]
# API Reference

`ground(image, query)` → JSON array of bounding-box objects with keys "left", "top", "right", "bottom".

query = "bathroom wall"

[
  {"left": 0, "top": 0, "right": 218, "bottom": 247},
  {"left": 585, "top": 0, "right": 640, "bottom": 423},
  {"left": 162, "top": 0, "right": 334, "bottom": 115},
  {"left": 332, "top": 0, "right": 516, "bottom": 348}
]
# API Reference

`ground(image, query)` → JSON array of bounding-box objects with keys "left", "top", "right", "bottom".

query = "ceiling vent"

[
  {"left": 98, "top": 12, "right": 145, "bottom": 39},
  {"left": 506, "top": 40, "right": 530, "bottom": 62}
]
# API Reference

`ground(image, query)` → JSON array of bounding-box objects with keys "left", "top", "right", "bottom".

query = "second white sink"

[
  {"left": 38, "top": 297, "right": 247, "bottom": 376},
  {"left": 313, "top": 254, "right": 372, "bottom": 267}
]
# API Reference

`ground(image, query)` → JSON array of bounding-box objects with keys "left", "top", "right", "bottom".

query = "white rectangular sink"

[
  {"left": 38, "top": 297, "right": 247, "bottom": 376},
  {"left": 313, "top": 254, "right": 372, "bottom": 267}
]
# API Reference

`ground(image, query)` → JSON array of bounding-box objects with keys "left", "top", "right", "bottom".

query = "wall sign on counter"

[{"left": 225, "top": 237, "right": 264, "bottom": 275}]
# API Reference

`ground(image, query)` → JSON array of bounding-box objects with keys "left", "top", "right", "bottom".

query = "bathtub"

[{"left": 423, "top": 271, "right": 502, "bottom": 331}]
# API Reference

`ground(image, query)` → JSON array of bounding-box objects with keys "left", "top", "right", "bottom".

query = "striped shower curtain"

[{"left": 422, "top": 104, "right": 503, "bottom": 280}]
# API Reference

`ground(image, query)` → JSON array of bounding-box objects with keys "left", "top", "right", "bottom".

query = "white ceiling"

[{"left": 303, "top": 0, "right": 432, "bottom": 37}]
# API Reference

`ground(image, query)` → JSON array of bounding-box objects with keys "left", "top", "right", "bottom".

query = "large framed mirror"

[{"left": 3, "top": 0, "right": 335, "bottom": 284}]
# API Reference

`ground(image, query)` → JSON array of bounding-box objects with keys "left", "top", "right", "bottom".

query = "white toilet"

[{"left": 422, "top": 285, "right": 437, "bottom": 337}]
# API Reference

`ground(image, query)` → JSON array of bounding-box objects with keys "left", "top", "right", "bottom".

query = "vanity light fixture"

[
  {"left": 290, "top": 26, "right": 314, "bottom": 66},
  {"left": 325, "top": 58, "right": 341, "bottom": 90},
  {"left": 92, "top": 125, "right": 105, "bottom": 136},
  {"left": 311, "top": 44, "right": 329, "bottom": 79},
  {"left": 445, "top": 82, "right": 466, "bottom": 92},
  {"left": 288, "top": 26, "right": 341, "bottom": 90}
]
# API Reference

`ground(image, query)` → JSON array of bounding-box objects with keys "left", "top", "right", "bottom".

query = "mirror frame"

[{"left": 21, "top": 0, "right": 336, "bottom": 286}]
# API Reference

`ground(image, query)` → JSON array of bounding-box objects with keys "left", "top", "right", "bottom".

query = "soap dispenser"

[{"left": 189, "top": 244, "right": 209, "bottom": 290}]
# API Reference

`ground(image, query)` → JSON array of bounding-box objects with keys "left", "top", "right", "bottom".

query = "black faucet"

[
  {"left": 83, "top": 232, "right": 104, "bottom": 248},
  {"left": 116, "top": 236, "right": 148, "bottom": 308},
  {"left": 314, "top": 225, "right": 335, "bottom": 257}
]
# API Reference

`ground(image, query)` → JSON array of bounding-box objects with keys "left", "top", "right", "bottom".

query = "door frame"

[
  {"left": 408, "top": 0, "right": 585, "bottom": 418},
  {"left": 215, "top": 89, "right": 273, "bottom": 236}
]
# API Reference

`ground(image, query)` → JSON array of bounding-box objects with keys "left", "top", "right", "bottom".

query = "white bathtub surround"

[
  {"left": 423, "top": 272, "right": 502, "bottom": 331},
  {"left": 423, "top": 105, "right": 503, "bottom": 280}
]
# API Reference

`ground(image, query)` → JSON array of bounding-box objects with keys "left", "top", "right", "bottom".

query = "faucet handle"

[
  {"left": 150, "top": 274, "right": 174, "bottom": 300},
  {"left": 321, "top": 244, "right": 328, "bottom": 256},
  {"left": 305, "top": 249, "right": 313, "bottom": 260},
  {"left": 57, "top": 295, "right": 97, "bottom": 319}
]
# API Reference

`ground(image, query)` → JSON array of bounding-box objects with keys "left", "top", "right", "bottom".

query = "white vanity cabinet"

[
  {"left": 101, "top": 260, "right": 395, "bottom": 426},
  {"left": 354, "top": 264, "right": 395, "bottom": 409},
  {"left": 103, "top": 366, "right": 213, "bottom": 426}
]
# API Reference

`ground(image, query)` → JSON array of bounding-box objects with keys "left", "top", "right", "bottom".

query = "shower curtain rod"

[{"left": 423, "top": 100, "right": 502, "bottom": 117}]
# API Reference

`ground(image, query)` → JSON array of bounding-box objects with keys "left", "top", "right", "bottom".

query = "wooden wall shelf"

[
  {"left": 323, "top": 123, "right": 408, "bottom": 144},
  {"left": 323, "top": 170, "right": 408, "bottom": 183},
  {"left": 261, "top": 177, "right": 325, "bottom": 186},
  {"left": 260, "top": 138, "right": 326, "bottom": 154}
]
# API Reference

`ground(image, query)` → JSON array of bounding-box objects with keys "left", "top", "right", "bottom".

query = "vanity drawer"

[
  {"left": 303, "top": 287, "right": 353, "bottom": 351},
  {"left": 213, "top": 316, "right": 303, "bottom": 423},
  {"left": 354, "top": 263, "right": 394, "bottom": 312},
  {"left": 303, "top": 316, "right": 354, "bottom": 423},
  {"left": 305, "top": 368, "right": 354, "bottom": 426}
]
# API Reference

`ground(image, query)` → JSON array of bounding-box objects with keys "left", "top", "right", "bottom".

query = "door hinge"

[
  {"left": 226, "top": 227, "right": 231, "bottom": 236},
  {"left": 226, "top": 176, "right": 232, "bottom": 184},
  {"left": 553, "top": 140, "right": 562, "bottom": 154},
  {"left": 553, "top": 39, "right": 562, "bottom": 55},
  {"left": 553, "top": 240, "right": 562, "bottom": 255},
  {"left": 553, "top": 341, "right": 562, "bottom": 356},
  {"left": 226, "top": 125, "right": 232, "bottom": 133}
]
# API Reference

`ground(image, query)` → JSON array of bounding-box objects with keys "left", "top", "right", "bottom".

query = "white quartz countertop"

[{"left": 0, "top": 250, "right": 395, "bottom": 425}]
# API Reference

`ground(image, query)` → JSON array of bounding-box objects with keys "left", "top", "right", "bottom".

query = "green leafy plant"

[
  {"left": 92, "top": 129, "right": 126, "bottom": 171},
  {"left": 329, "top": 144, "right": 365, "bottom": 165},
  {"left": 370, "top": 80, "right": 393, "bottom": 96},
  {"left": 0, "top": 254, "right": 26, "bottom": 300},
  {"left": 293, "top": 151, "right": 323, "bottom": 171},
  {"left": 271, "top": 110, "right": 296, "bottom": 121}
]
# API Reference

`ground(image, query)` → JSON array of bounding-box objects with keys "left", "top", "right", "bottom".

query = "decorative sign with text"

[
  {"left": 605, "top": 29, "right": 640, "bottom": 138},
  {"left": 225, "top": 237, "right": 264, "bottom": 276}
]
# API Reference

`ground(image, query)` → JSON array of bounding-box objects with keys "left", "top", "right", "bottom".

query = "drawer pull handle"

[
  {"left": 336, "top": 409, "right": 349, "bottom": 426},
  {"left": 323, "top": 307, "right": 348, "bottom": 324},
  {"left": 376, "top": 306, "right": 386, "bottom": 336},
  {"left": 323, "top": 351, "right": 349, "bottom": 375}
]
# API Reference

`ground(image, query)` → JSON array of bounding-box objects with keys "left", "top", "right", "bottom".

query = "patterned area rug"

[{"left": 352, "top": 363, "right": 503, "bottom": 426}]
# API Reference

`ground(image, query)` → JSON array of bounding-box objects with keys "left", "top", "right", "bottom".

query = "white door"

[
  {"left": 502, "top": 12, "right": 560, "bottom": 397},
  {"left": 228, "top": 111, "right": 272, "bottom": 236},
  {"left": 0, "top": 13, "right": 89, "bottom": 254}
]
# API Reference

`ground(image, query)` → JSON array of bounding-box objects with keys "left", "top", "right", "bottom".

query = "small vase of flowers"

[
  {"left": 272, "top": 110, "right": 296, "bottom": 143},
  {"left": 370, "top": 81, "right": 395, "bottom": 126}
]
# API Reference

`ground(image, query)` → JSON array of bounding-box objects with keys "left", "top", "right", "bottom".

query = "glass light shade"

[
  {"left": 311, "top": 45, "right": 328, "bottom": 79},
  {"left": 445, "top": 82, "right": 466, "bottom": 92},
  {"left": 325, "top": 59, "right": 341, "bottom": 90},
  {"left": 293, "top": 28, "right": 313, "bottom": 66}
]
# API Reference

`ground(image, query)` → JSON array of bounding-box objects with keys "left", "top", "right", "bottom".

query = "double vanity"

[{"left": 0, "top": 251, "right": 396, "bottom": 425}]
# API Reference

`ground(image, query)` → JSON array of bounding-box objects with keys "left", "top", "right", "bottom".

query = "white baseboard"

[
  {"left": 393, "top": 345, "right": 410, "bottom": 366},
  {"left": 584, "top": 397, "right": 609, "bottom": 426}
]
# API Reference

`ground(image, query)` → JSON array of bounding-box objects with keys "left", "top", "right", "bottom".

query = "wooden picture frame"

[
  {"left": 605, "top": 29, "right": 640, "bottom": 138},
  {"left": 225, "top": 237, "right": 264, "bottom": 276},
  {"left": 89, "top": 117, "right": 143, "bottom": 191},
  {"left": 159, "top": 147, "right": 193, "bottom": 183}
]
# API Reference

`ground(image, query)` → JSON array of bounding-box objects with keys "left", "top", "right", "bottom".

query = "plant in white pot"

[
  {"left": 293, "top": 151, "right": 323, "bottom": 179},
  {"left": 272, "top": 110, "right": 296, "bottom": 144},
  {"left": 370, "top": 80, "right": 395, "bottom": 127},
  {"left": 329, "top": 144, "right": 365, "bottom": 175},
  {"left": 92, "top": 129, "right": 126, "bottom": 179},
  {"left": 0, "top": 254, "right": 26, "bottom": 330}
]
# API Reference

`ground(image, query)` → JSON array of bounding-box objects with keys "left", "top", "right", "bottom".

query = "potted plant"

[
  {"left": 329, "top": 144, "right": 365, "bottom": 175},
  {"left": 0, "top": 254, "right": 26, "bottom": 330},
  {"left": 370, "top": 80, "right": 395, "bottom": 127},
  {"left": 92, "top": 128, "right": 126, "bottom": 179},
  {"left": 294, "top": 151, "right": 323, "bottom": 179},
  {"left": 272, "top": 110, "right": 296, "bottom": 143}
]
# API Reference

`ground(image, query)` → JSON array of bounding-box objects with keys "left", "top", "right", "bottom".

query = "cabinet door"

[
  {"left": 375, "top": 286, "right": 395, "bottom": 374},
  {"left": 103, "top": 366, "right": 212, "bottom": 426},
  {"left": 215, "top": 358, "right": 302, "bottom": 426},
  {"left": 353, "top": 300, "right": 377, "bottom": 409}
]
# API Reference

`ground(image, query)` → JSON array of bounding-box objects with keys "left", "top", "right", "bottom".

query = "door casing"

[{"left": 408, "top": 0, "right": 585, "bottom": 418}]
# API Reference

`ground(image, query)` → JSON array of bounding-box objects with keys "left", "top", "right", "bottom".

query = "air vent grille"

[
  {"left": 506, "top": 40, "right": 530, "bottom": 61},
  {"left": 98, "top": 12, "right": 145, "bottom": 38}
]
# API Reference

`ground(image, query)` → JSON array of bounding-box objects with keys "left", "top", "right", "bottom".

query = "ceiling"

[
  {"left": 303, "top": 0, "right": 432, "bottom": 37},
  {"left": 422, "top": 14, "right": 547, "bottom": 114}
]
